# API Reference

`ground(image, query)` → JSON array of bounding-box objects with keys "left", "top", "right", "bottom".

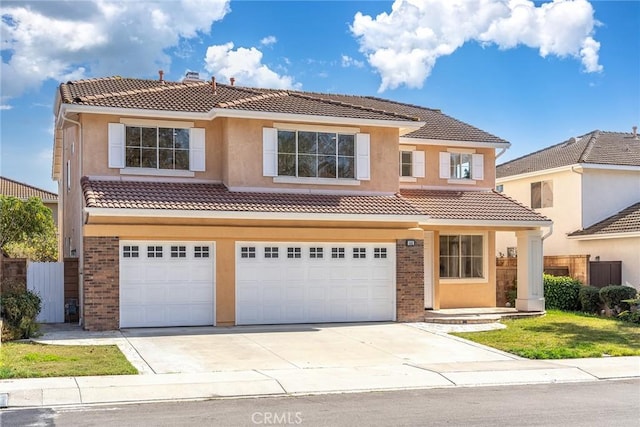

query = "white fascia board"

[
  {"left": 496, "top": 164, "right": 577, "bottom": 183},
  {"left": 580, "top": 163, "right": 640, "bottom": 172},
  {"left": 419, "top": 218, "right": 553, "bottom": 228},
  {"left": 84, "top": 207, "right": 425, "bottom": 224},
  {"left": 400, "top": 136, "right": 511, "bottom": 149},
  {"left": 59, "top": 103, "right": 212, "bottom": 121},
  {"left": 567, "top": 231, "right": 640, "bottom": 240},
  {"left": 212, "top": 108, "right": 425, "bottom": 132}
]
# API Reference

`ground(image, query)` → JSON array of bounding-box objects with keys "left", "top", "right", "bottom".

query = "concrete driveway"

[{"left": 120, "top": 323, "right": 516, "bottom": 374}]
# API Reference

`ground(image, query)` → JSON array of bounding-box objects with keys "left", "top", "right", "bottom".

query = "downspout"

[
  {"left": 571, "top": 165, "right": 584, "bottom": 232},
  {"left": 495, "top": 147, "right": 507, "bottom": 159},
  {"left": 61, "top": 113, "right": 84, "bottom": 327},
  {"left": 541, "top": 223, "right": 553, "bottom": 241}
]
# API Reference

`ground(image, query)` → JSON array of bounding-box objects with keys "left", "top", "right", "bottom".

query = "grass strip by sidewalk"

[
  {"left": 0, "top": 342, "right": 138, "bottom": 379},
  {"left": 452, "top": 310, "right": 640, "bottom": 359}
]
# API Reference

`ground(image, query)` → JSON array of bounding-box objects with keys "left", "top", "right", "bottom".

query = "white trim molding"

[{"left": 400, "top": 136, "right": 510, "bottom": 149}]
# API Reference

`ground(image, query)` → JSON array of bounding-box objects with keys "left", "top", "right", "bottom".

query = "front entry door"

[{"left": 424, "top": 231, "right": 434, "bottom": 309}]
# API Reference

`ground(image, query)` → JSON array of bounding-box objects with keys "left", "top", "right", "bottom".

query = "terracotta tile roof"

[
  {"left": 81, "top": 178, "right": 422, "bottom": 216},
  {"left": 400, "top": 189, "right": 550, "bottom": 223},
  {"left": 497, "top": 131, "right": 640, "bottom": 178},
  {"left": 568, "top": 202, "right": 640, "bottom": 237},
  {"left": 59, "top": 76, "right": 506, "bottom": 145},
  {"left": 1, "top": 176, "right": 58, "bottom": 201},
  {"left": 81, "top": 178, "right": 548, "bottom": 224}
]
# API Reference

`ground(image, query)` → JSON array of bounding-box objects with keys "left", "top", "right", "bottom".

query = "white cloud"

[
  {"left": 0, "top": 0, "right": 231, "bottom": 98},
  {"left": 351, "top": 0, "right": 602, "bottom": 92},
  {"left": 0, "top": 105, "right": 13, "bottom": 110},
  {"left": 341, "top": 55, "right": 365, "bottom": 68},
  {"left": 260, "top": 35, "right": 277, "bottom": 46},
  {"left": 204, "top": 42, "right": 300, "bottom": 89}
]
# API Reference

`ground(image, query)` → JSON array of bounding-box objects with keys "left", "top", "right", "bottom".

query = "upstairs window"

[
  {"left": 263, "top": 128, "right": 370, "bottom": 182},
  {"left": 439, "top": 151, "right": 484, "bottom": 181},
  {"left": 278, "top": 130, "right": 355, "bottom": 179},
  {"left": 125, "top": 126, "right": 189, "bottom": 170},
  {"left": 531, "top": 180, "right": 553, "bottom": 209},
  {"left": 108, "top": 122, "right": 205, "bottom": 172},
  {"left": 399, "top": 148, "right": 425, "bottom": 179}
]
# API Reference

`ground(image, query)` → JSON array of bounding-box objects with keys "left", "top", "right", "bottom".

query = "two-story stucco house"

[
  {"left": 496, "top": 130, "right": 640, "bottom": 288},
  {"left": 52, "top": 74, "right": 550, "bottom": 331}
]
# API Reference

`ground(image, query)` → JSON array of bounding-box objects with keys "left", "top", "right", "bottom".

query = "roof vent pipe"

[
  {"left": 633, "top": 126, "right": 638, "bottom": 139},
  {"left": 158, "top": 70, "right": 164, "bottom": 83},
  {"left": 211, "top": 76, "right": 217, "bottom": 94},
  {"left": 230, "top": 77, "right": 235, "bottom": 86}
]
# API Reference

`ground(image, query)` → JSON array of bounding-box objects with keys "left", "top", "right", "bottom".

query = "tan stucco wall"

[
  {"left": 79, "top": 113, "right": 224, "bottom": 181},
  {"left": 60, "top": 125, "right": 83, "bottom": 259},
  {"left": 84, "top": 220, "right": 424, "bottom": 325},
  {"left": 400, "top": 145, "right": 497, "bottom": 188},
  {"left": 433, "top": 230, "right": 497, "bottom": 308},
  {"left": 223, "top": 118, "right": 401, "bottom": 193}
]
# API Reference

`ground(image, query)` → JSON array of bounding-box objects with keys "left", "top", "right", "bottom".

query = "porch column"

[{"left": 515, "top": 230, "right": 545, "bottom": 312}]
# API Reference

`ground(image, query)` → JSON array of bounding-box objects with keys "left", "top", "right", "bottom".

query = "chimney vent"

[
  {"left": 633, "top": 126, "right": 638, "bottom": 139},
  {"left": 183, "top": 71, "right": 203, "bottom": 82},
  {"left": 230, "top": 77, "right": 235, "bottom": 86},
  {"left": 158, "top": 70, "right": 164, "bottom": 82},
  {"left": 211, "top": 76, "right": 217, "bottom": 95}
]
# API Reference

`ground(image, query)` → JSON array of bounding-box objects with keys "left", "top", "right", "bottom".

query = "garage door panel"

[
  {"left": 236, "top": 242, "right": 395, "bottom": 325},
  {"left": 120, "top": 242, "right": 214, "bottom": 328}
]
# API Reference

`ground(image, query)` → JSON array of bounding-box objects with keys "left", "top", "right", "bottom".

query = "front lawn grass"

[
  {"left": 452, "top": 310, "right": 640, "bottom": 359},
  {"left": 0, "top": 342, "right": 138, "bottom": 379}
]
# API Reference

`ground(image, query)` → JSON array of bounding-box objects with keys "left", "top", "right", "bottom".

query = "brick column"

[
  {"left": 396, "top": 239, "right": 424, "bottom": 322},
  {"left": 83, "top": 236, "right": 119, "bottom": 330}
]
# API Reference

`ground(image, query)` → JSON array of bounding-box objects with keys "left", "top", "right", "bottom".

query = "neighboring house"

[
  {"left": 496, "top": 130, "right": 640, "bottom": 288},
  {"left": 0, "top": 176, "right": 59, "bottom": 227},
  {"left": 52, "top": 73, "right": 550, "bottom": 331}
]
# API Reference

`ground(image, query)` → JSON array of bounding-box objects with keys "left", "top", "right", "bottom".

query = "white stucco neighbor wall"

[
  {"left": 496, "top": 168, "right": 581, "bottom": 256},
  {"left": 581, "top": 168, "right": 640, "bottom": 228},
  {"left": 571, "top": 237, "right": 640, "bottom": 289}
]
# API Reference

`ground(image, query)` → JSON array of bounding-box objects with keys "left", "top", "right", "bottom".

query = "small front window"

[
  {"left": 400, "top": 151, "right": 412, "bottom": 177},
  {"left": 170, "top": 245, "right": 186, "bottom": 258},
  {"left": 450, "top": 153, "right": 472, "bottom": 179},
  {"left": 439, "top": 235, "right": 484, "bottom": 279},
  {"left": 265, "top": 247, "right": 279, "bottom": 259},
  {"left": 123, "top": 245, "right": 139, "bottom": 258},
  {"left": 194, "top": 246, "right": 210, "bottom": 258},
  {"left": 331, "top": 248, "right": 345, "bottom": 259},
  {"left": 374, "top": 248, "right": 387, "bottom": 259},
  {"left": 353, "top": 248, "right": 366, "bottom": 259},
  {"left": 241, "top": 247, "right": 256, "bottom": 259},
  {"left": 147, "top": 245, "right": 163, "bottom": 258},
  {"left": 309, "top": 247, "right": 323, "bottom": 259},
  {"left": 287, "top": 247, "right": 302, "bottom": 259}
]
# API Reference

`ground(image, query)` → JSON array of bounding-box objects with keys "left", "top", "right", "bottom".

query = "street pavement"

[{"left": 1, "top": 322, "right": 638, "bottom": 408}]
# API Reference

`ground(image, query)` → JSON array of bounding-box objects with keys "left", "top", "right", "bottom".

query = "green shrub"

[
  {"left": 578, "top": 286, "right": 602, "bottom": 314},
  {"left": 617, "top": 310, "right": 640, "bottom": 324},
  {"left": 543, "top": 274, "right": 581, "bottom": 311},
  {"left": 599, "top": 285, "right": 638, "bottom": 315},
  {"left": 1, "top": 279, "right": 42, "bottom": 340}
]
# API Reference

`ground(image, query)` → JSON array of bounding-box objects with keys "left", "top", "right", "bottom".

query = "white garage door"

[
  {"left": 236, "top": 242, "right": 395, "bottom": 325},
  {"left": 120, "top": 241, "right": 215, "bottom": 328}
]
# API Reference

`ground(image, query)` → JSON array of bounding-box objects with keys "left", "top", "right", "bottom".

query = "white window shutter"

[
  {"left": 472, "top": 153, "right": 484, "bottom": 180},
  {"left": 189, "top": 128, "right": 206, "bottom": 172},
  {"left": 412, "top": 150, "right": 425, "bottom": 178},
  {"left": 439, "top": 152, "right": 450, "bottom": 179},
  {"left": 356, "top": 133, "right": 370, "bottom": 181},
  {"left": 108, "top": 123, "right": 125, "bottom": 168},
  {"left": 262, "top": 128, "right": 278, "bottom": 177}
]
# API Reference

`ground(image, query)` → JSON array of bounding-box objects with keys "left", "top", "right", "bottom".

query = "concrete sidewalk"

[{"left": 1, "top": 323, "right": 639, "bottom": 408}]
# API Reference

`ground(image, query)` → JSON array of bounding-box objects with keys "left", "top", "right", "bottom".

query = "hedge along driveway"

[{"left": 452, "top": 310, "right": 640, "bottom": 359}]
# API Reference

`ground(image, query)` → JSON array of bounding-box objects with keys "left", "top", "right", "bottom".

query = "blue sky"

[{"left": 1, "top": 0, "right": 638, "bottom": 193}]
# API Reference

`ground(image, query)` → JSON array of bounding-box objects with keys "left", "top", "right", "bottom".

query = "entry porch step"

[{"left": 423, "top": 308, "right": 545, "bottom": 324}]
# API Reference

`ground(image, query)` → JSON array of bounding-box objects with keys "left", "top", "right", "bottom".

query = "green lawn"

[
  {"left": 452, "top": 310, "right": 640, "bottom": 359},
  {"left": 0, "top": 342, "right": 138, "bottom": 379}
]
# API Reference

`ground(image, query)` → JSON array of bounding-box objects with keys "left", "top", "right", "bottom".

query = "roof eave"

[
  {"left": 419, "top": 218, "right": 552, "bottom": 227},
  {"left": 567, "top": 231, "right": 640, "bottom": 240},
  {"left": 84, "top": 207, "right": 426, "bottom": 224},
  {"left": 400, "top": 136, "right": 510, "bottom": 149}
]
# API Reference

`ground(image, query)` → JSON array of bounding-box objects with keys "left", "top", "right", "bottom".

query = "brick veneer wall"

[
  {"left": 396, "top": 239, "right": 425, "bottom": 322},
  {"left": 83, "top": 236, "right": 119, "bottom": 331}
]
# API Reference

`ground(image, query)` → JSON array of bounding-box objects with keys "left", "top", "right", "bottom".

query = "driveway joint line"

[
  {"left": 120, "top": 333, "right": 157, "bottom": 374},
  {"left": 253, "top": 370, "right": 289, "bottom": 394},
  {"left": 239, "top": 334, "right": 302, "bottom": 370},
  {"left": 402, "top": 363, "right": 457, "bottom": 386},
  {"left": 73, "top": 377, "right": 84, "bottom": 404}
]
